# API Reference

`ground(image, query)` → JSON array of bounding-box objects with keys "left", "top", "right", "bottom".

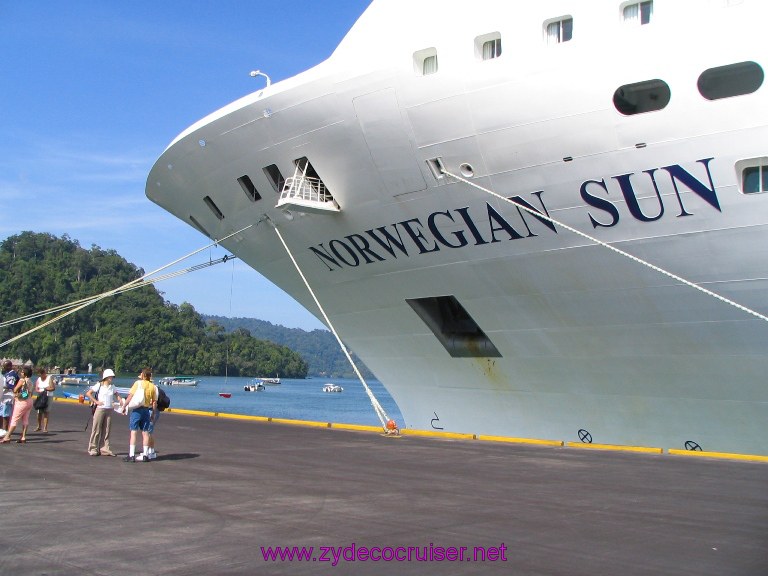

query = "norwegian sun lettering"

[{"left": 310, "top": 157, "right": 720, "bottom": 271}]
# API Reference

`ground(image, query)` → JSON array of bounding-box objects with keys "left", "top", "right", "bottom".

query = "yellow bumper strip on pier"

[
  {"left": 57, "top": 399, "right": 767, "bottom": 461},
  {"left": 478, "top": 434, "right": 564, "bottom": 447},
  {"left": 566, "top": 442, "right": 663, "bottom": 454},
  {"left": 269, "top": 417, "right": 332, "bottom": 428},
  {"left": 400, "top": 429, "right": 476, "bottom": 440},
  {"left": 668, "top": 449, "right": 768, "bottom": 463},
  {"left": 330, "top": 423, "right": 383, "bottom": 432}
]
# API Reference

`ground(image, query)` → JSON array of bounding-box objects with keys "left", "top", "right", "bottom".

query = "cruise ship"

[{"left": 147, "top": 0, "right": 768, "bottom": 456}]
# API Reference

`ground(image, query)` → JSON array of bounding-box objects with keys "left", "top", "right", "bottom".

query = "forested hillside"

[
  {"left": 202, "top": 315, "right": 373, "bottom": 378},
  {"left": 0, "top": 232, "right": 307, "bottom": 377}
]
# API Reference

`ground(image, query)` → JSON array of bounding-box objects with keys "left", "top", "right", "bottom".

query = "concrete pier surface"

[{"left": 1, "top": 401, "right": 766, "bottom": 575}]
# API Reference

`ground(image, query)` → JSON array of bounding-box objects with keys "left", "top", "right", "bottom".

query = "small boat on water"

[
  {"left": 159, "top": 376, "right": 199, "bottom": 387},
  {"left": 258, "top": 377, "right": 280, "bottom": 385},
  {"left": 55, "top": 374, "right": 98, "bottom": 386},
  {"left": 322, "top": 384, "right": 344, "bottom": 393},
  {"left": 218, "top": 392, "right": 231, "bottom": 398},
  {"left": 244, "top": 380, "right": 266, "bottom": 392}
]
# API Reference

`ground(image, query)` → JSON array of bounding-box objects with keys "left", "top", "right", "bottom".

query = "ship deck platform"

[{"left": 2, "top": 401, "right": 766, "bottom": 575}]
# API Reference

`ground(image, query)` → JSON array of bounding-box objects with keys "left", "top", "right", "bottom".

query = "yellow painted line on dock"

[
  {"left": 270, "top": 417, "right": 332, "bottom": 428},
  {"left": 400, "top": 429, "right": 476, "bottom": 440},
  {"left": 478, "top": 434, "right": 564, "bottom": 447},
  {"left": 49, "top": 398, "right": 768, "bottom": 462},
  {"left": 166, "top": 408, "right": 219, "bottom": 418},
  {"left": 330, "top": 423, "right": 383, "bottom": 433},
  {"left": 215, "top": 412, "right": 272, "bottom": 423},
  {"left": 668, "top": 449, "right": 768, "bottom": 463},
  {"left": 566, "top": 442, "right": 663, "bottom": 454}
]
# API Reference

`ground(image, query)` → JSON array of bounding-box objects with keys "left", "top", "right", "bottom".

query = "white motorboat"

[
  {"left": 159, "top": 376, "right": 199, "bottom": 387},
  {"left": 244, "top": 380, "right": 266, "bottom": 392}
]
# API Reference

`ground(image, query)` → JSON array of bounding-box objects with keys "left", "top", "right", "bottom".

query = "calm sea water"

[{"left": 63, "top": 375, "right": 403, "bottom": 427}]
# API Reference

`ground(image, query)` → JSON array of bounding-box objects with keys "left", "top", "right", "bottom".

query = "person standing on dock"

[
  {"left": 122, "top": 368, "right": 157, "bottom": 462},
  {"left": 33, "top": 367, "right": 56, "bottom": 433},
  {"left": 0, "top": 365, "right": 33, "bottom": 443},
  {"left": 1, "top": 359, "right": 19, "bottom": 434},
  {"left": 139, "top": 378, "right": 161, "bottom": 461},
  {"left": 85, "top": 369, "right": 121, "bottom": 456}
]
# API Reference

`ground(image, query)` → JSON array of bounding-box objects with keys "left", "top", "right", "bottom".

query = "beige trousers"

[{"left": 88, "top": 408, "right": 113, "bottom": 453}]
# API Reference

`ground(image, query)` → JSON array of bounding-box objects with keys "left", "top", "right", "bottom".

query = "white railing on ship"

[{"left": 279, "top": 176, "right": 333, "bottom": 204}]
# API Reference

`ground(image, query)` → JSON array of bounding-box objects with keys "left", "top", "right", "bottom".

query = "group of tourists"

[
  {"left": 1, "top": 360, "right": 55, "bottom": 443},
  {"left": 86, "top": 367, "right": 160, "bottom": 462},
  {"left": 1, "top": 361, "right": 162, "bottom": 462}
]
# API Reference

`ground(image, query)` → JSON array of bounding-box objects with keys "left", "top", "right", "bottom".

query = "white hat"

[{"left": 101, "top": 368, "right": 116, "bottom": 380}]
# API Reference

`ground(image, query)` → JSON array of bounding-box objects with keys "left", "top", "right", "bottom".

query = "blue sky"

[{"left": 0, "top": 1, "right": 372, "bottom": 331}]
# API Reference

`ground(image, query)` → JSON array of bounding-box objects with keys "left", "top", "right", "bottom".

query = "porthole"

[
  {"left": 697, "top": 61, "right": 764, "bottom": 100},
  {"left": 613, "top": 79, "right": 670, "bottom": 115}
]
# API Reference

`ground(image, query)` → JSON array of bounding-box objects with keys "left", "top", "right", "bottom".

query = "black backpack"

[{"left": 157, "top": 387, "right": 171, "bottom": 411}]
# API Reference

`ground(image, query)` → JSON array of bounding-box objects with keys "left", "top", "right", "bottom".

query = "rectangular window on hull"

[
  {"left": 263, "top": 164, "right": 286, "bottom": 193},
  {"left": 203, "top": 196, "right": 224, "bottom": 220},
  {"left": 414, "top": 48, "right": 438, "bottom": 76},
  {"left": 623, "top": 1, "right": 653, "bottom": 25},
  {"left": 545, "top": 17, "right": 573, "bottom": 44},
  {"left": 407, "top": 295, "right": 501, "bottom": 358},
  {"left": 188, "top": 215, "right": 211, "bottom": 238},
  {"left": 741, "top": 164, "right": 768, "bottom": 194},
  {"left": 237, "top": 175, "right": 261, "bottom": 202}
]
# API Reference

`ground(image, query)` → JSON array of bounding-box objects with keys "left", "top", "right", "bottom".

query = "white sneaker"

[
  {"left": 135, "top": 453, "right": 147, "bottom": 462},
  {"left": 148, "top": 452, "right": 157, "bottom": 460}
]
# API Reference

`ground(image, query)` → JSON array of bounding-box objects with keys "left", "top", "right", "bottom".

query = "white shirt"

[
  {"left": 36, "top": 375, "right": 55, "bottom": 394},
  {"left": 90, "top": 382, "right": 117, "bottom": 410}
]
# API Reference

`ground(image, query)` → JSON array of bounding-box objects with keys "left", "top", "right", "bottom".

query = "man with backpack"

[
  {"left": 122, "top": 368, "right": 157, "bottom": 463},
  {"left": 136, "top": 379, "right": 170, "bottom": 462}
]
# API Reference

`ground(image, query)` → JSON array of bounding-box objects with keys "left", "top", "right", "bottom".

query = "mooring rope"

[
  {"left": 269, "top": 218, "right": 392, "bottom": 430},
  {"left": 0, "top": 256, "right": 234, "bottom": 329},
  {"left": 0, "top": 224, "right": 253, "bottom": 348},
  {"left": 440, "top": 168, "right": 768, "bottom": 324}
]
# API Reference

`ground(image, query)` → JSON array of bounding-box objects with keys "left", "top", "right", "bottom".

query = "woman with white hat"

[{"left": 85, "top": 369, "right": 122, "bottom": 456}]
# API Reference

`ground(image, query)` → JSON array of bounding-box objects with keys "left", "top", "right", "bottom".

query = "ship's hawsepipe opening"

[{"left": 407, "top": 295, "right": 501, "bottom": 358}]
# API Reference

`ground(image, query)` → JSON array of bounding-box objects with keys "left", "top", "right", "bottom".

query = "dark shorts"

[{"left": 129, "top": 407, "right": 152, "bottom": 431}]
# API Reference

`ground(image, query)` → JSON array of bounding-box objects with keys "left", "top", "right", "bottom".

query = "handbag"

[
  {"left": 127, "top": 382, "right": 145, "bottom": 410},
  {"left": 18, "top": 379, "right": 30, "bottom": 401},
  {"left": 33, "top": 390, "right": 48, "bottom": 411},
  {"left": 89, "top": 384, "right": 102, "bottom": 415}
]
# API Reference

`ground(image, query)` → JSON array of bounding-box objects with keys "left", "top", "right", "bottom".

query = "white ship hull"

[{"left": 147, "top": 0, "right": 768, "bottom": 455}]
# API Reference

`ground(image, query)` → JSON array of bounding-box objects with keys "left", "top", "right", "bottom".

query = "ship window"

[
  {"left": 203, "top": 195, "right": 224, "bottom": 220},
  {"left": 545, "top": 17, "right": 573, "bottom": 44},
  {"left": 263, "top": 164, "right": 286, "bottom": 193},
  {"left": 622, "top": 1, "right": 653, "bottom": 25},
  {"left": 188, "top": 215, "right": 211, "bottom": 238},
  {"left": 737, "top": 158, "right": 768, "bottom": 194},
  {"left": 613, "top": 79, "right": 670, "bottom": 115},
  {"left": 414, "top": 48, "right": 438, "bottom": 75},
  {"left": 697, "top": 61, "right": 764, "bottom": 100},
  {"left": 407, "top": 295, "right": 502, "bottom": 358},
  {"left": 237, "top": 175, "right": 261, "bottom": 202},
  {"left": 476, "top": 33, "right": 502, "bottom": 60}
]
